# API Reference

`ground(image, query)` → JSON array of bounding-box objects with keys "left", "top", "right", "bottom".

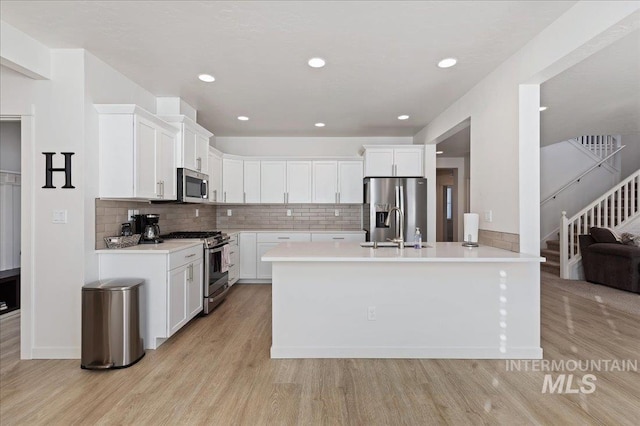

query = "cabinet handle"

[
  {"left": 196, "top": 157, "right": 202, "bottom": 171},
  {"left": 277, "top": 237, "right": 290, "bottom": 239},
  {"left": 213, "top": 189, "right": 217, "bottom": 202},
  {"left": 332, "top": 237, "right": 345, "bottom": 240},
  {"left": 338, "top": 192, "right": 341, "bottom": 204},
  {"left": 161, "top": 181, "right": 165, "bottom": 197},
  {"left": 189, "top": 264, "right": 194, "bottom": 281},
  {"left": 229, "top": 264, "right": 235, "bottom": 268},
  {"left": 230, "top": 251, "right": 235, "bottom": 254},
  {"left": 243, "top": 192, "right": 246, "bottom": 203},
  {"left": 335, "top": 192, "right": 338, "bottom": 203},
  {"left": 224, "top": 192, "right": 227, "bottom": 203},
  {"left": 185, "top": 253, "right": 196, "bottom": 259}
]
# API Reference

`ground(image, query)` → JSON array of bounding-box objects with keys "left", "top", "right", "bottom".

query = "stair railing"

[
  {"left": 577, "top": 135, "right": 621, "bottom": 167},
  {"left": 541, "top": 145, "right": 625, "bottom": 206},
  {"left": 560, "top": 168, "right": 640, "bottom": 278}
]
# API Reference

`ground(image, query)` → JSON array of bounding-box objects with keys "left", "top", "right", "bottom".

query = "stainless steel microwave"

[{"left": 177, "top": 168, "right": 209, "bottom": 203}]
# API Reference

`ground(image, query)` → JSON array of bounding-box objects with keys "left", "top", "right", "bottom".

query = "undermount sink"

[{"left": 360, "top": 242, "right": 432, "bottom": 248}]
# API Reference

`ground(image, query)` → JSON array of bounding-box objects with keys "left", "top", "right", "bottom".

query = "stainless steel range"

[{"left": 163, "top": 231, "right": 230, "bottom": 314}]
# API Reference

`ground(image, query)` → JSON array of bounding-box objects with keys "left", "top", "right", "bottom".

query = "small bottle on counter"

[{"left": 414, "top": 227, "right": 422, "bottom": 249}]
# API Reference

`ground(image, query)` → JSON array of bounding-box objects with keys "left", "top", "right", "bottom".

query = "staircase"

[
  {"left": 541, "top": 239, "right": 560, "bottom": 275},
  {"left": 576, "top": 135, "right": 621, "bottom": 169},
  {"left": 559, "top": 169, "right": 640, "bottom": 279}
]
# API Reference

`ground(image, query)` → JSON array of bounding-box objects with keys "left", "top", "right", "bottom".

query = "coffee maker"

[{"left": 132, "top": 214, "right": 163, "bottom": 244}]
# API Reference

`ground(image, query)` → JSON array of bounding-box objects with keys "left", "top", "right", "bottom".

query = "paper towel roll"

[{"left": 463, "top": 213, "right": 479, "bottom": 244}]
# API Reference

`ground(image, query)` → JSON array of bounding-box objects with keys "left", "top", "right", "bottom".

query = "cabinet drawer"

[
  {"left": 228, "top": 233, "right": 239, "bottom": 246},
  {"left": 169, "top": 245, "right": 203, "bottom": 270},
  {"left": 257, "top": 233, "right": 311, "bottom": 243},
  {"left": 311, "top": 233, "right": 365, "bottom": 243}
]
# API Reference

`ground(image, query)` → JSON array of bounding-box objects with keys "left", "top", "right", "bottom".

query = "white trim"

[
  {"left": 271, "top": 346, "right": 543, "bottom": 359},
  {"left": 31, "top": 346, "right": 80, "bottom": 359}
]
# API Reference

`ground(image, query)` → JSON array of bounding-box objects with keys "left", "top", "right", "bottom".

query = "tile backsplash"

[
  {"left": 216, "top": 204, "right": 362, "bottom": 230},
  {"left": 95, "top": 200, "right": 217, "bottom": 249},
  {"left": 478, "top": 229, "right": 520, "bottom": 252}
]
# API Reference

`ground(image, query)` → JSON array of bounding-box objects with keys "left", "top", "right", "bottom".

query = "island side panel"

[{"left": 271, "top": 261, "right": 541, "bottom": 359}]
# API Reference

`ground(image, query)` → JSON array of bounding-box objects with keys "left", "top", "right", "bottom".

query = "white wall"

[
  {"left": 0, "top": 121, "right": 20, "bottom": 172},
  {"left": 215, "top": 136, "right": 412, "bottom": 157},
  {"left": 436, "top": 157, "right": 466, "bottom": 242},
  {"left": 414, "top": 2, "right": 640, "bottom": 254},
  {"left": 621, "top": 133, "right": 640, "bottom": 179}
]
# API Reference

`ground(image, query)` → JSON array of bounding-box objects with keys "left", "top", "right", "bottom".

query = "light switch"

[
  {"left": 335, "top": 209, "right": 340, "bottom": 217},
  {"left": 286, "top": 209, "right": 292, "bottom": 216},
  {"left": 227, "top": 209, "right": 232, "bottom": 216},
  {"left": 195, "top": 209, "right": 199, "bottom": 217},
  {"left": 484, "top": 210, "right": 493, "bottom": 223},
  {"left": 52, "top": 210, "right": 67, "bottom": 224}
]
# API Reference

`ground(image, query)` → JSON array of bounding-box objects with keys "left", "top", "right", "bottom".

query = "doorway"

[
  {"left": 0, "top": 119, "right": 22, "bottom": 320},
  {"left": 436, "top": 169, "right": 456, "bottom": 242}
]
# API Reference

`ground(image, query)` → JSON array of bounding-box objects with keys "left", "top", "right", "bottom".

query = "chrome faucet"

[{"left": 384, "top": 207, "right": 405, "bottom": 248}]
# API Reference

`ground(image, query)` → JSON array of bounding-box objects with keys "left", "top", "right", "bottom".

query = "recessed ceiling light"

[
  {"left": 539, "top": 106, "right": 548, "bottom": 112},
  {"left": 315, "top": 122, "right": 325, "bottom": 127},
  {"left": 237, "top": 116, "right": 249, "bottom": 121},
  {"left": 398, "top": 115, "right": 410, "bottom": 120},
  {"left": 437, "top": 58, "right": 457, "bottom": 68},
  {"left": 308, "top": 57, "right": 326, "bottom": 68},
  {"left": 436, "top": 151, "right": 444, "bottom": 155},
  {"left": 198, "top": 73, "right": 215, "bottom": 82}
]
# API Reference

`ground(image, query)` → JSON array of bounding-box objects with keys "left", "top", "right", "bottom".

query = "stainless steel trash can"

[{"left": 81, "top": 278, "right": 145, "bottom": 369}]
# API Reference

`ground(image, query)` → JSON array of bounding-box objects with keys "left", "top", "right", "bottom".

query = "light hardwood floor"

[{"left": 1, "top": 277, "right": 639, "bottom": 425}]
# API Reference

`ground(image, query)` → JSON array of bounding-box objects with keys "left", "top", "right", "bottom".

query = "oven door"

[{"left": 204, "top": 243, "right": 229, "bottom": 314}]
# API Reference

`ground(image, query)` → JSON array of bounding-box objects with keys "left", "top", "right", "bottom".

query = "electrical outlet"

[
  {"left": 484, "top": 210, "right": 493, "bottom": 223},
  {"left": 335, "top": 209, "right": 340, "bottom": 217},
  {"left": 195, "top": 208, "right": 199, "bottom": 217},
  {"left": 286, "top": 209, "right": 292, "bottom": 216},
  {"left": 227, "top": 209, "right": 232, "bottom": 217},
  {"left": 367, "top": 306, "right": 376, "bottom": 321},
  {"left": 133, "top": 209, "right": 140, "bottom": 215},
  {"left": 127, "top": 209, "right": 135, "bottom": 220}
]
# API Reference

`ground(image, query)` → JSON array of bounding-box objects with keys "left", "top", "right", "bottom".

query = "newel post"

[{"left": 560, "top": 211, "right": 569, "bottom": 279}]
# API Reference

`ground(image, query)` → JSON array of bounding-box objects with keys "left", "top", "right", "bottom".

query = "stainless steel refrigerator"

[{"left": 363, "top": 177, "right": 428, "bottom": 242}]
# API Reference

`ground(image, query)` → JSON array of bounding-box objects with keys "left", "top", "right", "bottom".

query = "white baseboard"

[
  {"left": 271, "top": 346, "right": 543, "bottom": 359},
  {"left": 31, "top": 346, "right": 80, "bottom": 359}
]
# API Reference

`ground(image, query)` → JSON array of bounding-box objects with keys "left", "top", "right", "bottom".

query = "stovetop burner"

[
  {"left": 163, "top": 231, "right": 222, "bottom": 239},
  {"left": 162, "top": 231, "right": 228, "bottom": 249}
]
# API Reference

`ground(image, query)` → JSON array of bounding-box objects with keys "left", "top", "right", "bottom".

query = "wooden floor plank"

[{"left": 1, "top": 278, "right": 639, "bottom": 425}]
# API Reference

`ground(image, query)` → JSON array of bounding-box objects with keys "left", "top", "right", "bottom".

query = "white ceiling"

[
  {"left": 541, "top": 29, "right": 640, "bottom": 146},
  {"left": 0, "top": 1, "right": 577, "bottom": 137}
]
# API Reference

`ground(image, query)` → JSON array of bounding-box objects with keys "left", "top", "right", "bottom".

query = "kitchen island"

[{"left": 263, "top": 242, "right": 544, "bottom": 359}]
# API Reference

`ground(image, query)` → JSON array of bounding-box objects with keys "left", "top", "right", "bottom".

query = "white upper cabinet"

[
  {"left": 96, "top": 104, "right": 177, "bottom": 200},
  {"left": 364, "top": 146, "right": 424, "bottom": 177},
  {"left": 337, "top": 161, "right": 363, "bottom": 203},
  {"left": 312, "top": 161, "right": 338, "bottom": 203},
  {"left": 244, "top": 160, "right": 261, "bottom": 203},
  {"left": 261, "top": 161, "right": 286, "bottom": 203},
  {"left": 161, "top": 115, "right": 212, "bottom": 174},
  {"left": 222, "top": 157, "right": 244, "bottom": 203},
  {"left": 286, "top": 161, "right": 312, "bottom": 203},
  {"left": 208, "top": 147, "right": 223, "bottom": 203},
  {"left": 312, "top": 160, "right": 363, "bottom": 204}
]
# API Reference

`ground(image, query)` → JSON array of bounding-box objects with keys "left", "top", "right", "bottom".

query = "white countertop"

[
  {"left": 96, "top": 240, "right": 202, "bottom": 254},
  {"left": 262, "top": 242, "right": 545, "bottom": 263},
  {"left": 221, "top": 229, "right": 365, "bottom": 235}
]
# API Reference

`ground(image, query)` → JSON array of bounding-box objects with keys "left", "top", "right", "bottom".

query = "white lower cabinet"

[
  {"left": 310, "top": 233, "right": 365, "bottom": 242},
  {"left": 239, "top": 233, "right": 257, "bottom": 279},
  {"left": 256, "top": 242, "right": 278, "bottom": 279},
  {"left": 98, "top": 244, "right": 203, "bottom": 350},
  {"left": 228, "top": 233, "right": 240, "bottom": 286}
]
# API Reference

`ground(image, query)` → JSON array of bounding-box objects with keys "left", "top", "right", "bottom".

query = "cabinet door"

[
  {"left": 209, "top": 151, "right": 223, "bottom": 203},
  {"left": 286, "top": 161, "right": 312, "bottom": 203},
  {"left": 222, "top": 158, "right": 244, "bottom": 203},
  {"left": 244, "top": 160, "right": 261, "bottom": 203},
  {"left": 182, "top": 126, "right": 197, "bottom": 171},
  {"left": 394, "top": 148, "right": 423, "bottom": 177},
  {"left": 311, "top": 233, "right": 365, "bottom": 242},
  {"left": 168, "top": 265, "right": 188, "bottom": 336},
  {"left": 187, "top": 259, "right": 203, "bottom": 318},
  {"left": 195, "top": 134, "right": 209, "bottom": 173},
  {"left": 158, "top": 129, "right": 177, "bottom": 200},
  {"left": 239, "top": 233, "right": 257, "bottom": 279},
  {"left": 135, "top": 116, "right": 159, "bottom": 199},
  {"left": 260, "top": 161, "right": 286, "bottom": 203},
  {"left": 256, "top": 242, "right": 277, "bottom": 279},
  {"left": 311, "top": 161, "right": 338, "bottom": 204},
  {"left": 364, "top": 148, "right": 394, "bottom": 177},
  {"left": 338, "top": 161, "right": 363, "bottom": 204}
]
